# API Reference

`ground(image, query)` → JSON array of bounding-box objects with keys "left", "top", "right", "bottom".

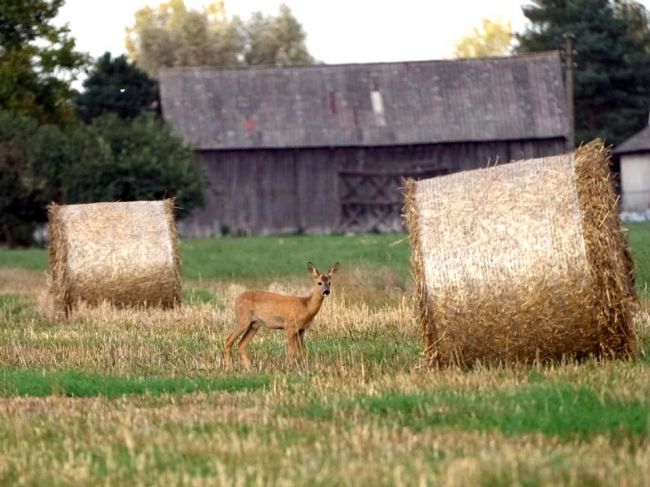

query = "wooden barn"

[{"left": 159, "top": 51, "right": 569, "bottom": 236}]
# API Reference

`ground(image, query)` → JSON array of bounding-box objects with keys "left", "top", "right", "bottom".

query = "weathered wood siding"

[
  {"left": 177, "top": 138, "right": 567, "bottom": 237},
  {"left": 180, "top": 150, "right": 339, "bottom": 236}
]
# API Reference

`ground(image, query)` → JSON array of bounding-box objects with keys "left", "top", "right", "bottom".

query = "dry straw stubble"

[
  {"left": 48, "top": 199, "right": 181, "bottom": 316},
  {"left": 404, "top": 140, "right": 637, "bottom": 366}
]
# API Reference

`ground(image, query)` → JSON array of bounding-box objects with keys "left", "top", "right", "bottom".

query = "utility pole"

[{"left": 563, "top": 33, "right": 575, "bottom": 151}]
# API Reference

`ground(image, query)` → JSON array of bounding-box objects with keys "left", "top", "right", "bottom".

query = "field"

[{"left": 0, "top": 229, "right": 649, "bottom": 486}]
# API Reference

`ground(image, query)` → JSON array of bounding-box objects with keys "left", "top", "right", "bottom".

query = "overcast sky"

[{"left": 57, "top": 0, "right": 650, "bottom": 63}]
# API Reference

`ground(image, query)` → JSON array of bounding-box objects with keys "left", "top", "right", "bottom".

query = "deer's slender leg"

[
  {"left": 286, "top": 329, "right": 300, "bottom": 365},
  {"left": 237, "top": 326, "right": 259, "bottom": 371},
  {"left": 225, "top": 312, "right": 252, "bottom": 370},
  {"left": 297, "top": 329, "right": 306, "bottom": 360}
]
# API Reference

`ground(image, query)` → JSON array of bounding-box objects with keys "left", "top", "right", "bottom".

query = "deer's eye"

[{"left": 318, "top": 282, "right": 322, "bottom": 286}]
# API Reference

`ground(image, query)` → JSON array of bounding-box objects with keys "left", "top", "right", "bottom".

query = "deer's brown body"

[{"left": 225, "top": 262, "right": 339, "bottom": 371}]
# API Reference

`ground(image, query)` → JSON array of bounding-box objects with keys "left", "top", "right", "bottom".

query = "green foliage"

[
  {"left": 0, "top": 110, "right": 204, "bottom": 244},
  {"left": 126, "top": 0, "right": 313, "bottom": 77},
  {"left": 516, "top": 0, "right": 650, "bottom": 146},
  {"left": 0, "top": 140, "right": 33, "bottom": 245},
  {"left": 0, "top": 111, "right": 110, "bottom": 244},
  {"left": 76, "top": 52, "right": 159, "bottom": 122},
  {"left": 65, "top": 115, "right": 205, "bottom": 218},
  {"left": 0, "top": 0, "right": 87, "bottom": 124},
  {"left": 126, "top": 0, "right": 243, "bottom": 77},
  {"left": 0, "top": 112, "right": 47, "bottom": 245},
  {"left": 244, "top": 5, "right": 313, "bottom": 66}
]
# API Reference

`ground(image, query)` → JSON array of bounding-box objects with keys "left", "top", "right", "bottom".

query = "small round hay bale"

[
  {"left": 48, "top": 199, "right": 181, "bottom": 316},
  {"left": 404, "top": 140, "right": 638, "bottom": 366}
]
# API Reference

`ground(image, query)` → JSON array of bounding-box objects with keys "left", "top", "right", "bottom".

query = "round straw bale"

[
  {"left": 404, "top": 140, "right": 637, "bottom": 366},
  {"left": 48, "top": 199, "right": 181, "bottom": 316}
]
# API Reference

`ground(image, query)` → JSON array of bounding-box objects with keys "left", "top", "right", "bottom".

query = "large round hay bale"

[
  {"left": 404, "top": 140, "right": 638, "bottom": 366},
  {"left": 48, "top": 199, "right": 181, "bottom": 316}
]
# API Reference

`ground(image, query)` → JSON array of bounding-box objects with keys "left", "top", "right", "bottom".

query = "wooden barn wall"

[{"left": 177, "top": 138, "right": 566, "bottom": 237}]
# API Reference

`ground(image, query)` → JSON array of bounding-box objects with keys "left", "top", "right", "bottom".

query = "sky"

[{"left": 57, "top": 0, "right": 650, "bottom": 64}]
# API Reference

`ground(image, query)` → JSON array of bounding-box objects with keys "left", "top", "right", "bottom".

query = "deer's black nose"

[{"left": 323, "top": 289, "right": 330, "bottom": 296}]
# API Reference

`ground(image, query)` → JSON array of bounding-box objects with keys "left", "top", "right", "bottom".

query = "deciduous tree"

[
  {"left": 125, "top": 1, "right": 313, "bottom": 77},
  {"left": 0, "top": 111, "right": 205, "bottom": 245},
  {"left": 66, "top": 115, "right": 205, "bottom": 219},
  {"left": 0, "top": 0, "right": 87, "bottom": 124},
  {"left": 244, "top": 5, "right": 313, "bottom": 66},
  {"left": 454, "top": 18, "right": 514, "bottom": 58}
]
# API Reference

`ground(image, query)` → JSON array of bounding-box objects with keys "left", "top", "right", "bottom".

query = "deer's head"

[{"left": 307, "top": 261, "right": 340, "bottom": 297}]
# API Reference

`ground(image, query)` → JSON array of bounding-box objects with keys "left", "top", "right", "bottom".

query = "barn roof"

[
  {"left": 159, "top": 52, "right": 569, "bottom": 150},
  {"left": 614, "top": 125, "right": 650, "bottom": 155}
]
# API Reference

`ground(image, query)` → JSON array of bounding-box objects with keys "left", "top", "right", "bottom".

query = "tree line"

[
  {"left": 0, "top": 0, "right": 312, "bottom": 246},
  {"left": 456, "top": 0, "right": 650, "bottom": 149},
  {"left": 2, "top": 0, "right": 650, "bottom": 245}
]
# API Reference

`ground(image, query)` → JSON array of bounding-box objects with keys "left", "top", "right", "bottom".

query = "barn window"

[
  {"left": 371, "top": 90, "right": 386, "bottom": 126},
  {"left": 371, "top": 90, "right": 384, "bottom": 114},
  {"left": 328, "top": 91, "right": 338, "bottom": 114}
]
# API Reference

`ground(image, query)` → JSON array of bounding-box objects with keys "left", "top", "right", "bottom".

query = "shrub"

[
  {"left": 67, "top": 115, "right": 204, "bottom": 219},
  {"left": 0, "top": 111, "right": 204, "bottom": 245}
]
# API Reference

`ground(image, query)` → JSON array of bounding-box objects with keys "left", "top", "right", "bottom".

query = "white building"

[{"left": 614, "top": 124, "right": 650, "bottom": 214}]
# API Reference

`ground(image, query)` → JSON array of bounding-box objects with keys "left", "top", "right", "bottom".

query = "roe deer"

[{"left": 225, "top": 261, "right": 340, "bottom": 371}]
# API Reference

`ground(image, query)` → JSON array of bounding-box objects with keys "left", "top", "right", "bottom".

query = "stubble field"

[{"left": 0, "top": 229, "right": 649, "bottom": 486}]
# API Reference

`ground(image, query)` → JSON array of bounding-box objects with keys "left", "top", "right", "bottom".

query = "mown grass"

[{"left": 0, "top": 227, "right": 649, "bottom": 485}]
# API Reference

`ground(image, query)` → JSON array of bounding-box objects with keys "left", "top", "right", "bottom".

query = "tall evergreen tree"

[
  {"left": 76, "top": 53, "right": 159, "bottom": 123},
  {"left": 517, "top": 0, "right": 650, "bottom": 146}
]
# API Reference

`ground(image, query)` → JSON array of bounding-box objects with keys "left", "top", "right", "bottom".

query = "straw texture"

[
  {"left": 404, "top": 140, "right": 637, "bottom": 366},
  {"left": 48, "top": 199, "right": 181, "bottom": 316}
]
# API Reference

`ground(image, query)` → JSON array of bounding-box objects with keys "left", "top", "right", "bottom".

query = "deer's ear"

[
  {"left": 307, "top": 261, "right": 319, "bottom": 277},
  {"left": 328, "top": 262, "right": 340, "bottom": 276}
]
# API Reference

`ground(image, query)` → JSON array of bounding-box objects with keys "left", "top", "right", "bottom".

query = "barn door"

[{"left": 338, "top": 168, "right": 448, "bottom": 233}]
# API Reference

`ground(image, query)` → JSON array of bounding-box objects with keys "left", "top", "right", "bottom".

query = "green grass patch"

[
  {"left": 0, "top": 246, "right": 47, "bottom": 271},
  {"left": 242, "top": 330, "right": 422, "bottom": 373},
  {"left": 0, "top": 234, "right": 411, "bottom": 279},
  {"left": 182, "top": 288, "right": 220, "bottom": 305},
  {"left": 181, "top": 234, "right": 410, "bottom": 279},
  {"left": 0, "top": 294, "right": 30, "bottom": 316},
  {"left": 1, "top": 225, "right": 649, "bottom": 287},
  {"left": 626, "top": 222, "right": 650, "bottom": 294},
  {"left": 291, "top": 383, "right": 650, "bottom": 439},
  {"left": 306, "top": 332, "right": 421, "bottom": 365},
  {"left": 0, "top": 369, "right": 269, "bottom": 398}
]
